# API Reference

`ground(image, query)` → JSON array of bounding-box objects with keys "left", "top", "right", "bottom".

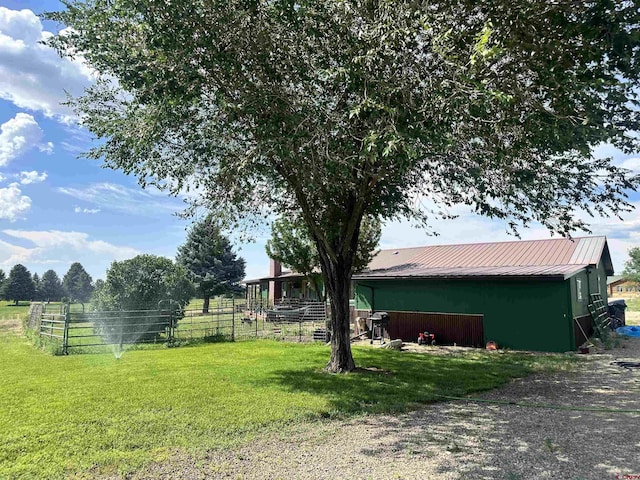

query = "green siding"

[
  {"left": 355, "top": 278, "right": 573, "bottom": 352},
  {"left": 569, "top": 270, "right": 589, "bottom": 317},
  {"left": 569, "top": 262, "right": 609, "bottom": 318}
]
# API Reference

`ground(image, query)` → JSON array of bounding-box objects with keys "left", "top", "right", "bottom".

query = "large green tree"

[
  {"left": 4, "top": 265, "right": 35, "bottom": 306},
  {"left": 92, "top": 255, "right": 194, "bottom": 343},
  {"left": 266, "top": 215, "right": 381, "bottom": 300},
  {"left": 48, "top": 1, "right": 640, "bottom": 372},
  {"left": 176, "top": 216, "right": 246, "bottom": 313},
  {"left": 92, "top": 254, "right": 194, "bottom": 313},
  {"left": 622, "top": 247, "right": 640, "bottom": 283},
  {"left": 63, "top": 263, "right": 94, "bottom": 303},
  {"left": 32, "top": 273, "right": 42, "bottom": 301},
  {"left": 40, "top": 270, "right": 64, "bottom": 302}
]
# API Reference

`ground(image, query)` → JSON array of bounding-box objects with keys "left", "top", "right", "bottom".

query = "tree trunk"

[
  {"left": 322, "top": 259, "right": 356, "bottom": 373},
  {"left": 203, "top": 295, "right": 210, "bottom": 314}
]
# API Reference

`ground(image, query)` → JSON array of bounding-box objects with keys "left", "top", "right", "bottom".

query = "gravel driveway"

[{"left": 132, "top": 337, "right": 640, "bottom": 480}]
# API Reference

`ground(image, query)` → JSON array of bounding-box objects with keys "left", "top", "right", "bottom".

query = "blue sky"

[{"left": 1, "top": 1, "right": 639, "bottom": 283}]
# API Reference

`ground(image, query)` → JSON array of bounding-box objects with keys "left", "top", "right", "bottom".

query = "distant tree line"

[
  {"left": 0, "top": 262, "right": 94, "bottom": 305},
  {"left": 1, "top": 218, "right": 247, "bottom": 310}
]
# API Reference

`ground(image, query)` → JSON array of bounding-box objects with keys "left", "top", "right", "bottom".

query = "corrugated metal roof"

[
  {"left": 354, "top": 264, "right": 586, "bottom": 280},
  {"left": 355, "top": 236, "right": 613, "bottom": 280}
]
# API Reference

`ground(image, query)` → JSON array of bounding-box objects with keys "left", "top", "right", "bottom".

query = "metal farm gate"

[
  {"left": 32, "top": 299, "right": 330, "bottom": 354},
  {"left": 66, "top": 309, "right": 173, "bottom": 352}
]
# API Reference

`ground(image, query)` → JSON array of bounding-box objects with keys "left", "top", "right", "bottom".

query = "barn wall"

[
  {"left": 355, "top": 277, "right": 573, "bottom": 352},
  {"left": 570, "top": 261, "right": 609, "bottom": 317}
]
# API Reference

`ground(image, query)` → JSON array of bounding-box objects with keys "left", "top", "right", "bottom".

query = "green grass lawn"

[
  {"left": 0, "top": 333, "right": 576, "bottom": 480},
  {"left": 0, "top": 301, "right": 30, "bottom": 320}
]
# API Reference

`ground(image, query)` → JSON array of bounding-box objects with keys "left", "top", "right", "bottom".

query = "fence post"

[
  {"left": 231, "top": 307, "right": 235, "bottom": 342},
  {"left": 63, "top": 306, "right": 70, "bottom": 355},
  {"left": 168, "top": 308, "right": 174, "bottom": 344},
  {"left": 232, "top": 297, "right": 235, "bottom": 340}
]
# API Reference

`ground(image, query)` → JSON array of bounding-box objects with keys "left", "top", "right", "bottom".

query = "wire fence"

[{"left": 30, "top": 299, "right": 330, "bottom": 354}]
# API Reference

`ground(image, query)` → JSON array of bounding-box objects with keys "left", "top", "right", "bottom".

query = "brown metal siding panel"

[{"left": 386, "top": 310, "right": 485, "bottom": 347}]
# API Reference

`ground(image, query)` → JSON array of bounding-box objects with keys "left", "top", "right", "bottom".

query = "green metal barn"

[{"left": 353, "top": 237, "right": 612, "bottom": 352}]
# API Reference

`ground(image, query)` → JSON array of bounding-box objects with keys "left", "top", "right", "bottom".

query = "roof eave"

[{"left": 354, "top": 274, "right": 569, "bottom": 281}]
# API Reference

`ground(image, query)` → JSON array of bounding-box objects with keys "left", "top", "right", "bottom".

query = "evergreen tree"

[
  {"left": 176, "top": 216, "right": 245, "bottom": 313},
  {"left": 63, "top": 263, "right": 94, "bottom": 303},
  {"left": 32, "top": 273, "right": 42, "bottom": 301},
  {"left": 41, "top": 270, "right": 64, "bottom": 302},
  {"left": 4, "top": 264, "right": 35, "bottom": 305},
  {"left": 0, "top": 269, "right": 5, "bottom": 300}
]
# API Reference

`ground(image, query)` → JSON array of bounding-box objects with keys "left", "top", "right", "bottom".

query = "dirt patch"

[
  {"left": 0, "top": 318, "right": 22, "bottom": 335},
  {"left": 123, "top": 337, "right": 640, "bottom": 480}
]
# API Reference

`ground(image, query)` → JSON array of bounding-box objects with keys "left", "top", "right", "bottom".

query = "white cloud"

[
  {"left": 0, "top": 230, "right": 140, "bottom": 276},
  {"left": 58, "top": 182, "right": 182, "bottom": 217},
  {"left": 0, "top": 7, "right": 94, "bottom": 122},
  {"left": 619, "top": 157, "right": 640, "bottom": 173},
  {"left": 0, "top": 182, "right": 31, "bottom": 221},
  {"left": 0, "top": 113, "right": 47, "bottom": 166},
  {"left": 19, "top": 170, "right": 47, "bottom": 184},
  {"left": 0, "top": 236, "right": 37, "bottom": 267},
  {"left": 38, "top": 141, "right": 54, "bottom": 154},
  {"left": 74, "top": 206, "right": 100, "bottom": 214}
]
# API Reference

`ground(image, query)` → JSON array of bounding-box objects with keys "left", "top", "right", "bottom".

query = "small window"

[
  {"left": 617, "top": 286, "right": 623, "bottom": 292},
  {"left": 627, "top": 286, "right": 633, "bottom": 292},
  {"left": 576, "top": 278, "right": 583, "bottom": 301}
]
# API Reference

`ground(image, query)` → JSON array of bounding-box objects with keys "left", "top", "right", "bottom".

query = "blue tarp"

[{"left": 616, "top": 326, "right": 640, "bottom": 337}]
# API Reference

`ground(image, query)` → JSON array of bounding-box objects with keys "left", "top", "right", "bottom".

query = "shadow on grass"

[{"left": 266, "top": 348, "right": 533, "bottom": 415}]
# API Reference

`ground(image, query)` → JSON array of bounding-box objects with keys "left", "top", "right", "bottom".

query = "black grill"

[{"left": 368, "top": 311, "right": 390, "bottom": 344}]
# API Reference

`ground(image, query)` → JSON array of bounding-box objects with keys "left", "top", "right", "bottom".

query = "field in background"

[
  {"left": 0, "top": 301, "right": 30, "bottom": 319},
  {"left": 621, "top": 297, "right": 640, "bottom": 325}
]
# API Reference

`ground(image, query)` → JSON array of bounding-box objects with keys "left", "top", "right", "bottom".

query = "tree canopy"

[
  {"left": 176, "top": 216, "right": 246, "bottom": 313},
  {"left": 623, "top": 247, "right": 640, "bottom": 283},
  {"left": 32, "top": 274, "right": 42, "bottom": 301},
  {"left": 48, "top": 1, "right": 640, "bottom": 371},
  {"left": 266, "top": 215, "right": 381, "bottom": 299},
  {"left": 4, "top": 264, "right": 35, "bottom": 306},
  {"left": 93, "top": 255, "right": 194, "bottom": 312},
  {"left": 40, "top": 270, "right": 64, "bottom": 302},
  {"left": 92, "top": 255, "right": 194, "bottom": 343},
  {"left": 63, "top": 263, "right": 94, "bottom": 303},
  {"left": 0, "top": 269, "right": 5, "bottom": 300}
]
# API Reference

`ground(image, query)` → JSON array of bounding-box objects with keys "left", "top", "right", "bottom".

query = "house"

[
  {"left": 353, "top": 236, "right": 613, "bottom": 352},
  {"left": 607, "top": 275, "right": 640, "bottom": 297},
  {"left": 244, "top": 260, "right": 323, "bottom": 310}
]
